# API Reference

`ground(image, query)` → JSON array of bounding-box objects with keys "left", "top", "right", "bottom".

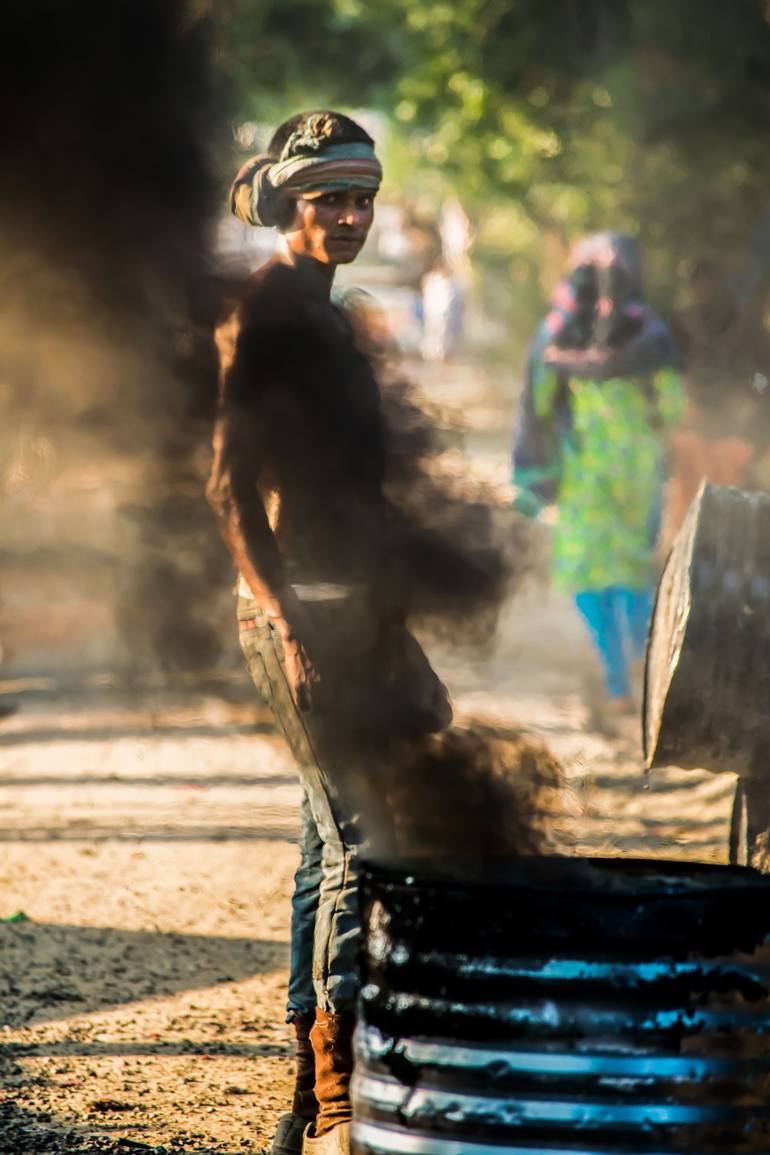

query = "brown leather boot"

[
  {"left": 292, "top": 1013, "right": 318, "bottom": 1121},
  {"left": 306, "top": 1008, "right": 355, "bottom": 1139},
  {"left": 265, "top": 1015, "right": 317, "bottom": 1155}
]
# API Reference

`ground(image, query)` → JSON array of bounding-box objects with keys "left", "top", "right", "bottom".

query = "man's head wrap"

[{"left": 230, "top": 111, "right": 382, "bottom": 228}]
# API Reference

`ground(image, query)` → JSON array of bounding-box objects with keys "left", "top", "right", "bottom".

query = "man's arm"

[
  {"left": 206, "top": 408, "right": 281, "bottom": 608},
  {"left": 206, "top": 323, "right": 318, "bottom": 708}
]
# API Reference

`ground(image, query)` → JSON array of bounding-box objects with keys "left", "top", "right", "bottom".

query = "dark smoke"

[
  {"left": 0, "top": 0, "right": 230, "bottom": 676},
  {"left": 373, "top": 369, "right": 559, "bottom": 859},
  {"left": 223, "top": 273, "right": 516, "bottom": 642},
  {"left": 0, "top": 3, "right": 558, "bottom": 851},
  {"left": 378, "top": 725, "right": 565, "bottom": 860},
  {"left": 380, "top": 373, "right": 514, "bottom": 641},
  {"left": 218, "top": 266, "right": 555, "bottom": 858}
]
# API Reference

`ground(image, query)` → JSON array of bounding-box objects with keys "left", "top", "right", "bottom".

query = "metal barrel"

[
  {"left": 352, "top": 856, "right": 770, "bottom": 1154},
  {"left": 644, "top": 483, "right": 770, "bottom": 775}
]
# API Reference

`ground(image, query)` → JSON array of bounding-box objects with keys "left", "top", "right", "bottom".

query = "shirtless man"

[{"left": 207, "top": 110, "right": 449, "bottom": 1155}]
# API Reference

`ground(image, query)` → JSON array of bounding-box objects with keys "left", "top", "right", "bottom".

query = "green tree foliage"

[{"left": 214, "top": 0, "right": 770, "bottom": 323}]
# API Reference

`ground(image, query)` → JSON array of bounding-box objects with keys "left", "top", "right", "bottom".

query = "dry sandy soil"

[{"left": 0, "top": 363, "right": 737, "bottom": 1154}]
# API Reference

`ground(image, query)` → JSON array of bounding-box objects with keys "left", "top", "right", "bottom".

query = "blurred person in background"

[
  {"left": 666, "top": 252, "right": 770, "bottom": 539},
  {"left": 419, "top": 199, "right": 473, "bottom": 364},
  {"left": 438, "top": 198, "right": 473, "bottom": 289},
  {"left": 512, "top": 232, "right": 683, "bottom": 716},
  {"left": 420, "top": 255, "right": 463, "bottom": 363}
]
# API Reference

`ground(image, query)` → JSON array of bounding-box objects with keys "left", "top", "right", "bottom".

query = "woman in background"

[{"left": 513, "top": 232, "right": 683, "bottom": 715}]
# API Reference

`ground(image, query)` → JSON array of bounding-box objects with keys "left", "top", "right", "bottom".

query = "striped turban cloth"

[{"left": 230, "top": 113, "right": 382, "bottom": 228}]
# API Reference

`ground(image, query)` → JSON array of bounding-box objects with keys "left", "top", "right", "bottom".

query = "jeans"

[
  {"left": 237, "top": 590, "right": 363, "bottom": 1018},
  {"left": 574, "top": 587, "right": 652, "bottom": 700}
]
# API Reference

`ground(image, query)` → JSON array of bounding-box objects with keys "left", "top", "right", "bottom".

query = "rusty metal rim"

[
  {"left": 400, "top": 952, "right": 770, "bottom": 987},
  {"left": 356, "top": 1027, "right": 763, "bottom": 1078},
  {"left": 363, "top": 855, "right": 768, "bottom": 895},
  {"left": 352, "top": 1119, "right": 681, "bottom": 1155},
  {"left": 366, "top": 990, "right": 770, "bottom": 1036},
  {"left": 353, "top": 1072, "right": 756, "bottom": 1125}
]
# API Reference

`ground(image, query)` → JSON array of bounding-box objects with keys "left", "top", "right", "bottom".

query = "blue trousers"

[
  {"left": 286, "top": 773, "right": 361, "bottom": 1018},
  {"left": 574, "top": 587, "right": 652, "bottom": 700}
]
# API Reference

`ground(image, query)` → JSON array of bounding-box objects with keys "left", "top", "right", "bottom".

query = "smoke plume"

[
  {"left": 0, "top": 3, "right": 559, "bottom": 852},
  {"left": 0, "top": 0, "right": 230, "bottom": 676},
  {"left": 220, "top": 262, "right": 556, "bottom": 858}
]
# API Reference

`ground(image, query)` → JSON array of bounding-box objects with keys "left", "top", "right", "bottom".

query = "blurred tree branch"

[{"left": 214, "top": 0, "right": 770, "bottom": 327}]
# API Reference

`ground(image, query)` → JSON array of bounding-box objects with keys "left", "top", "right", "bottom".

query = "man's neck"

[{"left": 276, "top": 242, "right": 336, "bottom": 298}]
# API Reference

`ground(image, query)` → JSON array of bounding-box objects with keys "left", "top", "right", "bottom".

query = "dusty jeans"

[{"left": 237, "top": 587, "right": 365, "bottom": 1018}]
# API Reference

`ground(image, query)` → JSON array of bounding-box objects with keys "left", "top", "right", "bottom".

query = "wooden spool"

[{"left": 644, "top": 483, "right": 770, "bottom": 775}]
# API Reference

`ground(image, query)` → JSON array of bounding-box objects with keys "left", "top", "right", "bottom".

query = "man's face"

[{"left": 284, "top": 187, "right": 375, "bottom": 266}]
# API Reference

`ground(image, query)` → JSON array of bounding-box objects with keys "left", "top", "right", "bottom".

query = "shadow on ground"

[
  {"left": 0, "top": 922, "right": 287, "bottom": 1028},
  {"left": 0, "top": 826, "right": 297, "bottom": 843},
  {"left": 0, "top": 1099, "right": 249, "bottom": 1154},
  {"left": 0, "top": 722, "right": 277, "bottom": 747}
]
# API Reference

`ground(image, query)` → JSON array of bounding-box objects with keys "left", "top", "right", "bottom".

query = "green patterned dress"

[{"left": 532, "top": 366, "right": 684, "bottom": 593}]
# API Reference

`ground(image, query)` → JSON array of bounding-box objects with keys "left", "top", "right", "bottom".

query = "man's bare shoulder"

[
  {"left": 238, "top": 259, "right": 305, "bottom": 321},
  {"left": 217, "top": 259, "right": 300, "bottom": 331},
  {"left": 215, "top": 261, "right": 297, "bottom": 362},
  {"left": 215, "top": 260, "right": 310, "bottom": 410}
]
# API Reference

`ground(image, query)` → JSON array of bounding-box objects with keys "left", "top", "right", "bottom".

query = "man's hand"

[
  {"left": 281, "top": 634, "right": 319, "bottom": 712},
  {"left": 272, "top": 599, "right": 321, "bottom": 713}
]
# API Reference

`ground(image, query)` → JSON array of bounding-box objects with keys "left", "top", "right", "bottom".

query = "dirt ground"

[{"left": 0, "top": 362, "right": 737, "bottom": 1154}]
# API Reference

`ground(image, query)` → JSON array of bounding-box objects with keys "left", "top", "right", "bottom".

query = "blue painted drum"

[{"left": 352, "top": 857, "right": 770, "bottom": 1154}]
